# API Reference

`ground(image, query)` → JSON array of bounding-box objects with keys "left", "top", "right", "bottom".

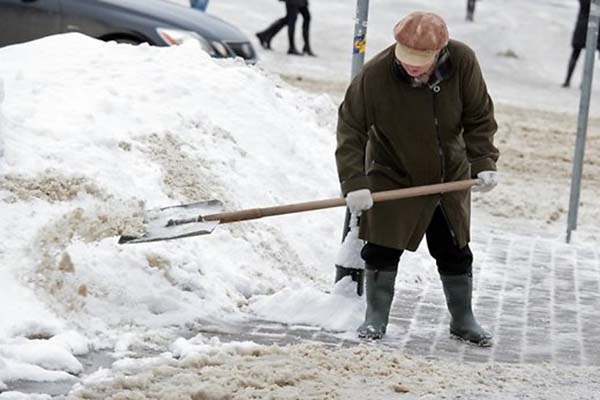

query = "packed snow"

[{"left": 1, "top": 0, "right": 599, "bottom": 398}]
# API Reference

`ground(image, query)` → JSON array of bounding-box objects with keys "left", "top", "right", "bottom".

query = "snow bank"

[{"left": 0, "top": 32, "right": 343, "bottom": 386}]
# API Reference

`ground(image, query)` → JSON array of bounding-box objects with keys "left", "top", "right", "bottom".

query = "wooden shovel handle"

[{"left": 202, "top": 179, "right": 479, "bottom": 224}]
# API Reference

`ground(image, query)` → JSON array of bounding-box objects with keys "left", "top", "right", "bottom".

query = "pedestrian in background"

[
  {"left": 466, "top": 0, "right": 476, "bottom": 21},
  {"left": 190, "top": 0, "right": 209, "bottom": 12},
  {"left": 336, "top": 12, "right": 499, "bottom": 345},
  {"left": 563, "top": 0, "right": 600, "bottom": 87},
  {"left": 256, "top": 0, "right": 316, "bottom": 56}
]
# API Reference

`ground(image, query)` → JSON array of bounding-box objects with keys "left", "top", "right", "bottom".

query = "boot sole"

[
  {"left": 357, "top": 332, "right": 384, "bottom": 340},
  {"left": 449, "top": 332, "right": 493, "bottom": 347}
]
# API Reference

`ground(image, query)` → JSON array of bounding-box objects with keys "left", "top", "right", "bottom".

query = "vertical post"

[
  {"left": 335, "top": 0, "right": 370, "bottom": 295},
  {"left": 344, "top": 0, "right": 371, "bottom": 234},
  {"left": 566, "top": 0, "right": 600, "bottom": 243},
  {"left": 351, "top": 0, "right": 370, "bottom": 79},
  {"left": 342, "top": 0, "right": 370, "bottom": 234}
]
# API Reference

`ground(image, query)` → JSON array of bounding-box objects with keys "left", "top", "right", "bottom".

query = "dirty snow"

[{"left": 67, "top": 336, "right": 600, "bottom": 400}]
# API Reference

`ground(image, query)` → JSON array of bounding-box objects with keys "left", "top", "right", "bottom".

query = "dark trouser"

[
  {"left": 360, "top": 207, "right": 473, "bottom": 275},
  {"left": 564, "top": 47, "right": 582, "bottom": 87},
  {"left": 258, "top": 16, "right": 286, "bottom": 44},
  {"left": 285, "top": 4, "right": 311, "bottom": 51},
  {"left": 259, "top": 4, "right": 311, "bottom": 51},
  {"left": 466, "top": 0, "right": 476, "bottom": 20}
]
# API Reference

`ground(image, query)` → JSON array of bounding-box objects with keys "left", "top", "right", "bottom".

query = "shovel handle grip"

[{"left": 202, "top": 179, "right": 478, "bottom": 224}]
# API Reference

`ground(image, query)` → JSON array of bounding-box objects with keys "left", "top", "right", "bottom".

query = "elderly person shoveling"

[{"left": 335, "top": 11, "right": 499, "bottom": 346}]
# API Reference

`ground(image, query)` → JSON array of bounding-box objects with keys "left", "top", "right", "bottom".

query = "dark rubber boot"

[
  {"left": 357, "top": 267, "right": 397, "bottom": 340},
  {"left": 440, "top": 272, "right": 493, "bottom": 347}
]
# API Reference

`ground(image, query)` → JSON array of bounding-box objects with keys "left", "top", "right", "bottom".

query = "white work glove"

[
  {"left": 345, "top": 189, "right": 373, "bottom": 214},
  {"left": 473, "top": 170, "right": 499, "bottom": 193}
]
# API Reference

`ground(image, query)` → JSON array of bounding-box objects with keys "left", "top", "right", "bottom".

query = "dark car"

[{"left": 0, "top": 0, "right": 256, "bottom": 63}]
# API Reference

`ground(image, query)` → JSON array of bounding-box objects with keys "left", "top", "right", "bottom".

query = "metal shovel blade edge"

[{"left": 118, "top": 199, "right": 224, "bottom": 244}]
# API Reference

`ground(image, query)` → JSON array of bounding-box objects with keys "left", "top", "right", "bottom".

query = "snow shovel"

[{"left": 118, "top": 179, "right": 478, "bottom": 244}]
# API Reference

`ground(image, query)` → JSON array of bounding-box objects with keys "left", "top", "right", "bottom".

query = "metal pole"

[
  {"left": 566, "top": 0, "right": 600, "bottom": 243},
  {"left": 342, "top": 0, "right": 370, "bottom": 235},
  {"left": 335, "top": 0, "right": 370, "bottom": 294},
  {"left": 351, "top": 0, "right": 370, "bottom": 79},
  {"left": 342, "top": 0, "right": 370, "bottom": 236}
]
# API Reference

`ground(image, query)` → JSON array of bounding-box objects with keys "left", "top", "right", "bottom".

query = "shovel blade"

[{"left": 118, "top": 200, "right": 224, "bottom": 244}]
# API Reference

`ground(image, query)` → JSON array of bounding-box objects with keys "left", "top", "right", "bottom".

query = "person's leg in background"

[
  {"left": 285, "top": 3, "right": 302, "bottom": 55},
  {"left": 298, "top": 5, "right": 316, "bottom": 56},
  {"left": 256, "top": 15, "right": 287, "bottom": 50},
  {"left": 190, "top": 0, "right": 209, "bottom": 12},
  {"left": 563, "top": 47, "right": 582, "bottom": 87},
  {"left": 426, "top": 207, "right": 492, "bottom": 347},
  {"left": 466, "top": 0, "right": 476, "bottom": 21},
  {"left": 357, "top": 243, "right": 401, "bottom": 340}
]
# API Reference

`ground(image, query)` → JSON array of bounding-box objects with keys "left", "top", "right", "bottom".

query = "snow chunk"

[
  {"left": 334, "top": 213, "right": 364, "bottom": 270},
  {"left": 0, "top": 392, "right": 51, "bottom": 400},
  {"left": 6, "top": 320, "right": 61, "bottom": 341},
  {"left": 171, "top": 334, "right": 267, "bottom": 360},
  {"left": 0, "top": 339, "right": 83, "bottom": 375},
  {"left": 0, "top": 356, "right": 75, "bottom": 384}
]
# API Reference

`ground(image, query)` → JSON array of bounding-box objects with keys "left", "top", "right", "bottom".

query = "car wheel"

[{"left": 113, "top": 37, "right": 142, "bottom": 45}]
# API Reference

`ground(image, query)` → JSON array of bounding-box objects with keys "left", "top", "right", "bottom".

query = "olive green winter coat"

[{"left": 335, "top": 40, "right": 499, "bottom": 251}]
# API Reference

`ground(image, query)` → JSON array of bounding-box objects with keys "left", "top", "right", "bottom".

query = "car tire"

[{"left": 112, "top": 37, "right": 142, "bottom": 45}]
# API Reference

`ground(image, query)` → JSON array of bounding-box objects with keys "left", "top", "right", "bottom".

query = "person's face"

[{"left": 400, "top": 57, "right": 437, "bottom": 78}]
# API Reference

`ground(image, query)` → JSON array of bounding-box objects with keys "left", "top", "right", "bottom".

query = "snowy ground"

[{"left": 1, "top": 0, "right": 599, "bottom": 399}]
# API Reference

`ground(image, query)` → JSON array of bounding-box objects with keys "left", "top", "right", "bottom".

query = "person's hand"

[
  {"left": 473, "top": 171, "right": 498, "bottom": 193},
  {"left": 345, "top": 189, "right": 373, "bottom": 214}
]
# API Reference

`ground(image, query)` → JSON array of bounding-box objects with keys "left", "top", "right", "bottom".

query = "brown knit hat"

[{"left": 393, "top": 12, "right": 449, "bottom": 67}]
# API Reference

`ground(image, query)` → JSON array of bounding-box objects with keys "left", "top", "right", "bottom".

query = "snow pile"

[
  {"left": 0, "top": 33, "right": 344, "bottom": 387},
  {"left": 250, "top": 275, "right": 364, "bottom": 332}
]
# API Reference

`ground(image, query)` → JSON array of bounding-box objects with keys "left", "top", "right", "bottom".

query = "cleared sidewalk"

[{"left": 205, "top": 228, "right": 600, "bottom": 366}]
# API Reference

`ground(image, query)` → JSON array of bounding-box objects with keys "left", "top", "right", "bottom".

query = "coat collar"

[{"left": 392, "top": 46, "right": 453, "bottom": 90}]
